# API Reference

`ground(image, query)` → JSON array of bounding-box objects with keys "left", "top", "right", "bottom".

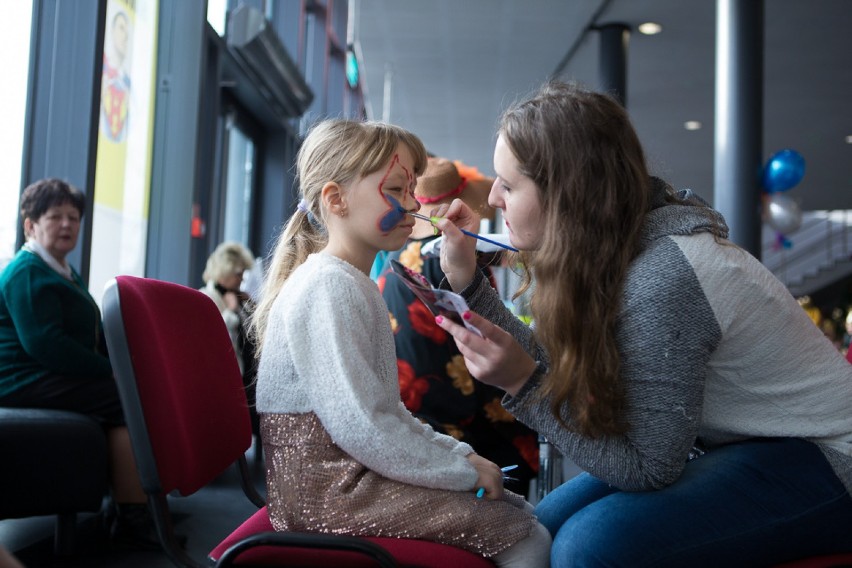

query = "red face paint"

[{"left": 376, "top": 153, "right": 416, "bottom": 234}]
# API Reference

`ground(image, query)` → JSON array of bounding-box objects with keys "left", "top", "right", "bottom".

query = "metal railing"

[{"left": 762, "top": 210, "right": 852, "bottom": 296}]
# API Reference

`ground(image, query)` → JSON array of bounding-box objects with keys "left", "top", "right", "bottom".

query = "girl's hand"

[
  {"left": 467, "top": 453, "right": 503, "bottom": 500},
  {"left": 431, "top": 199, "right": 478, "bottom": 291},
  {"left": 437, "top": 310, "right": 536, "bottom": 396}
]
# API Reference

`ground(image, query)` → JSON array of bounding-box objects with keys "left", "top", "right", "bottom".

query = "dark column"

[
  {"left": 713, "top": 0, "right": 764, "bottom": 258},
  {"left": 597, "top": 23, "right": 630, "bottom": 107},
  {"left": 145, "top": 0, "right": 207, "bottom": 285}
]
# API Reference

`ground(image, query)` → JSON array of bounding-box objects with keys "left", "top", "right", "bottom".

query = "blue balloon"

[{"left": 762, "top": 149, "right": 805, "bottom": 193}]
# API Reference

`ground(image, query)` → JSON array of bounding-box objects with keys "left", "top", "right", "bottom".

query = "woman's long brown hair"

[{"left": 503, "top": 82, "right": 651, "bottom": 438}]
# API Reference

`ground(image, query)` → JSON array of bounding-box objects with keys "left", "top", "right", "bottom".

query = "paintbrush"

[{"left": 406, "top": 211, "right": 519, "bottom": 252}]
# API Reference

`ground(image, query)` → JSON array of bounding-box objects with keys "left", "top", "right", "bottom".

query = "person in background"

[
  {"left": 200, "top": 241, "right": 256, "bottom": 376},
  {"left": 434, "top": 81, "right": 852, "bottom": 566},
  {"left": 0, "top": 178, "right": 155, "bottom": 549},
  {"left": 251, "top": 118, "right": 550, "bottom": 567},
  {"left": 379, "top": 157, "right": 539, "bottom": 496},
  {"left": 201, "top": 241, "right": 259, "bottom": 438}
]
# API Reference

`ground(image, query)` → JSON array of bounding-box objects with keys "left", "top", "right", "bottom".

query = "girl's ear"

[
  {"left": 22, "top": 217, "right": 34, "bottom": 238},
  {"left": 321, "top": 182, "right": 348, "bottom": 217}
]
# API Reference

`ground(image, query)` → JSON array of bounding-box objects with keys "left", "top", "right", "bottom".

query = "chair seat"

[
  {"left": 0, "top": 408, "right": 108, "bottom": 518},
  {"left": 208, "top": 506, "right": 496, "bottom": 567},
  {"left": 772, "top": 553, "right": 852, "bottom": 568}
]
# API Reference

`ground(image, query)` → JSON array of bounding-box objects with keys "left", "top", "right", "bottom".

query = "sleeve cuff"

[
  {"left": 438, "top": 268, "right": 485, "bottom": 298},
  {"left": 503, "top": 360, "right": 546, "bottom": 409},
  {"left": 451, "top": 442, "right": 475, "bottom": 456}
]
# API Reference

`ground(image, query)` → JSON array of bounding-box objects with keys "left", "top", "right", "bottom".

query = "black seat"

[{"left": 0, "top": 407, "right": 109, "bottom": 554}]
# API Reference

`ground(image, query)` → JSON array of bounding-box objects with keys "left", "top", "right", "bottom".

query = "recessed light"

[
  {"left": 638, "top": 22, "right": 663, "bottom": 35},
  {"left": 845, "top": 135, "right": 852, "bottom": 144},
  {"left": 684, "top": 120, "right": 702, "bottom": 131}
]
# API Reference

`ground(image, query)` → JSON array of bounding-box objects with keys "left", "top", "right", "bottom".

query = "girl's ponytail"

[{"left": 249, "top": 201, "right": 326, "bottom": 355}]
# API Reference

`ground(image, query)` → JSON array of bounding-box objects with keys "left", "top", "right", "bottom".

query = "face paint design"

[
  {"left": 379, "top": 194, "right": 407, "bottom": 232},
  {"left": 375, "top": 153, "right": 416, "bottom": 234}
]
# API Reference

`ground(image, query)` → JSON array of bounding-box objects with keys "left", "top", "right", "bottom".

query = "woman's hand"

[
  {"left": 223, "top": 291, "right": 242, "bottom": 312},
  {"left": 467, "top": 453, "right": 503, "bottom": 500},
  {"left": 431, "top": 199, "right": 478, "bottom": 291},
  {"left": 436, "top": 310, "right": 536, "bottom": 396}
]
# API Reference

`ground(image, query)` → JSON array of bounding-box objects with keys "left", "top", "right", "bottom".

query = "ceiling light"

[
  {"left": 846, "top": 135, "right": 852, "bottom": 144},
  {"left": 638, "top": 22, "right": 663, "bottom": 35},
  {"left": 684, "top": 120, "right": 702, "bottom": 131}
]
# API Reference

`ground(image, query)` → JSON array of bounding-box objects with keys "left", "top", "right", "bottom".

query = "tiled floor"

[{"left": 0, "top": 454, "right": 266, "bottom": 568}]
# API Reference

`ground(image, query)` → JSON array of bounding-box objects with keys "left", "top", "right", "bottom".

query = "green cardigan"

[{"left": 0, "top": 249, "right": 112, "bottom": 397}]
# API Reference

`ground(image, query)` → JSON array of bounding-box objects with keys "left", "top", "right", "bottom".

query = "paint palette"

[{"left": 389, "top": 260, "right": 483, "bottom": 337}]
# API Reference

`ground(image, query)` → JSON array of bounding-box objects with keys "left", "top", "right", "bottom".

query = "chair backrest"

[{"left": 103, "top": 275, "right": 253, "bottom": 497}]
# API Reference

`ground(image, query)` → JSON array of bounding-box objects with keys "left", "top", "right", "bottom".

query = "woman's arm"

[
  {"left": 4, "top": 266, "right": 112, "bottom": 378},
  {"left": 432, "top": 199, "right": 479, "bottom": 292},
  {"left": 505, "top": 241, "right": 721, "bottom": 491},
  {"left": 434, "top": 272, "right": 543, "bottom": 395}
]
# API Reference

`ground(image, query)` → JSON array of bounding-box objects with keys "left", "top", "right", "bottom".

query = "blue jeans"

[{"left": 535, "top": 438, "right": 852, "bottom": 567}]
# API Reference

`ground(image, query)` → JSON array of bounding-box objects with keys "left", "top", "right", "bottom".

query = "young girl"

[{"left": 251, "top": 119, "right": 551, "bottom": 567}]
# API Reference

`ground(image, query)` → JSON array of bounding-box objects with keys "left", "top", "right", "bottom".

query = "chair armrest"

[{"left": 213, "top": 531, "right": 398, "bottom": 568}]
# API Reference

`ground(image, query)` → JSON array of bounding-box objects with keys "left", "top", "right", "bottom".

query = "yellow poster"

[
  {"left": 90, "top": 0, "right": 159, "bottom": 304},
  {"left": 96, "top": 0, "right": 132, "bottom": 209}
]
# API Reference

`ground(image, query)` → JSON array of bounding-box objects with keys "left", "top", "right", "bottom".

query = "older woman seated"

[{"left": 0, "top": 178, "right": 155, "bottom": 549}]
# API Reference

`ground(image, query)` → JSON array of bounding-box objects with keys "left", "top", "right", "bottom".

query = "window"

[
  {"left": 0, "top": 1, "right": 33, "bottom": 270},
  {"left": 222, "top": 116, "right": 256, "bottom": 245}
]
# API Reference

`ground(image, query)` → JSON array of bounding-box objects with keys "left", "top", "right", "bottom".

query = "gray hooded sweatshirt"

[{"left": 461, "top": 180, "right": 852, "bottom": 494}]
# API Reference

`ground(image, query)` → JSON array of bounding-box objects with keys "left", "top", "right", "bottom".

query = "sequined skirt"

[{"left": 261, "top": 412, "right": 538, "bottom": 557}]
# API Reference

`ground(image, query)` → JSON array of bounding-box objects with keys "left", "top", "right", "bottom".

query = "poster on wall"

[{"left": 90, "top": 0, "right": 159, "bottom": 305}]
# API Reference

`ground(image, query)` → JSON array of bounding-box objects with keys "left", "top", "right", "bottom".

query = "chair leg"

[
  {"left": 536, "top": 437, "right": 564, "bottom": 503},
  {"left": 149, "top": 495, "right": 204, "bottom": 568},
  {"left": 54, "top": 513, "right": 77, "bottom": 556}
]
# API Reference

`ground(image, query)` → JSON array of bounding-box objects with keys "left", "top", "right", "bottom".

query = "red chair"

[
  {"left": 773, "top": 554, "right": 852, "bottom": 568},
  {"left": 102, "top": 275, "right": 495, "bottom": 568}
]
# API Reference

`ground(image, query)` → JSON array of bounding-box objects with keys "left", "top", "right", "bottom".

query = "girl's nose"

[{"left": 405, "top": 190, "right": 421, "bottom": 213}]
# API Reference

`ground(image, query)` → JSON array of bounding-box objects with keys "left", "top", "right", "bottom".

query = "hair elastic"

[{"left": 297, "top": 198, "right": 326, "bottom": 233}]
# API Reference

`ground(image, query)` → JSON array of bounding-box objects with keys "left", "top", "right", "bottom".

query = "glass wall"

[
  {"left": 207, "top": 0, "right": 227, "bottom": 36},
  {"left": 222, "top": 117, "right": 256, "bottom": 246},
  {"left": 11, "top": 0, "right": 361, "bottom": 288},
  {"left": 0, "top": 1, "right": 33, "bottom": 271}
]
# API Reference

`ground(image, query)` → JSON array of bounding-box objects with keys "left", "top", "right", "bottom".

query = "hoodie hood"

[{"left": 639, "top": 177, "right": 729, "bottom": 249}]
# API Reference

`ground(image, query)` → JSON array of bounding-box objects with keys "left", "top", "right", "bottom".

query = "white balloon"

[{"left": 764, "top": 194, "right": 803, "bottom": 234}]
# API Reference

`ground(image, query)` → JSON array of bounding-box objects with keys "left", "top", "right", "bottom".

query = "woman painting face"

[
  {"left": 489, "top": 135, "right": 544, "bottom": 251},
  {"left": 25, "top": 202, "right": 82, "bottom": 263}
]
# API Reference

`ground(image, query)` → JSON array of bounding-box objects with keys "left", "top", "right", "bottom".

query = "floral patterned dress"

[{"left": 379, "top": 237, "right": 540, "bottom": 495}]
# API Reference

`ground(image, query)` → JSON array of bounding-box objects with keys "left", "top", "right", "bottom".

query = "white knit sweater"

[{"left": 255, "top": 253, "right": 478, "bottom": 491}]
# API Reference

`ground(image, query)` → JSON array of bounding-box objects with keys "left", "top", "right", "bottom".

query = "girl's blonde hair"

[{"left": 250, "top": 119, "right": 427, "bottom": 353}]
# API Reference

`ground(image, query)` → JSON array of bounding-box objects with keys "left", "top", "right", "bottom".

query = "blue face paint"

[{"left": 378, "top": 194, "right": 407, "bottom": 233}]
